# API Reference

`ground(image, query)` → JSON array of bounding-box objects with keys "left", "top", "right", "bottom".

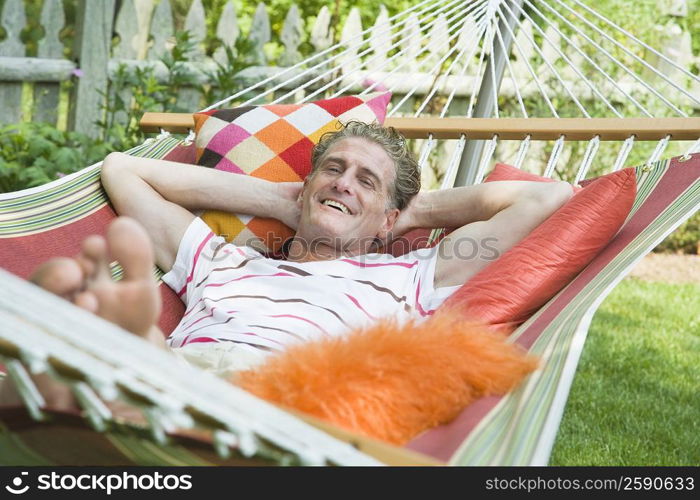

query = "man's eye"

[
  {"left": 327, "top": 166, "right": 340, "bottom": 173},
  {"left": 360, "top": 178, "right": 374, "bottom": 188}
]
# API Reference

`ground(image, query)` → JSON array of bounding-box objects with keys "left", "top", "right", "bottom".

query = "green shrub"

[
  {"left": 0, "top": 122, "right": 115, "bottom": 193},
  {"left": 96, "top": 31, "right": 200, "bottom": 152},
  {"left": 654, "top": 211, "right": 700, "bottom": 254},
  {"left": 96, "top": 30, "right": 254, "bottom": 152}
]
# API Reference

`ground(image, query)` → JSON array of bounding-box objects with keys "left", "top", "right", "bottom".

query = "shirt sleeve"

[
  {"left": 407, "top": 247, "right": 461, "bottom": 315},
  {"left": 160, "top": 217, "right": 221, "bottom": 303}
]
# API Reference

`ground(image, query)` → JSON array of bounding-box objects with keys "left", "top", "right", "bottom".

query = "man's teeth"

[{"left": 322, "top": 199, "right": 351, "bottom": 214}]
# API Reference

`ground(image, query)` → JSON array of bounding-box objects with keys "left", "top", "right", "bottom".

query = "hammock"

[{"left": 1, "top": 0, "right": 699, "bottom": 465}]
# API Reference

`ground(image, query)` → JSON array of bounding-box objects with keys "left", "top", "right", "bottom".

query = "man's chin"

[
  {"left": 299, "top": 226, "right": 369, "bottom": 253},
  {"left": 298, "top": 220, "right": 341, "bottom": 243}
]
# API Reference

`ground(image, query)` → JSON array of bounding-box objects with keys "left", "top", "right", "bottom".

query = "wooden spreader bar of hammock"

[{"left": 140, "top": 113, "right": 700, "bottom": 141}]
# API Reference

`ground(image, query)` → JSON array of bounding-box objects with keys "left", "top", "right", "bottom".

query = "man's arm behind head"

[{"left": 100, "top": 152, "right": 300, "bottom": 271}]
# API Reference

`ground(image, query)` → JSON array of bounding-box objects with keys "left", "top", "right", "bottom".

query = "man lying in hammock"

[{"left": 0, "top": 121, "right": 572, "bottom": 410}]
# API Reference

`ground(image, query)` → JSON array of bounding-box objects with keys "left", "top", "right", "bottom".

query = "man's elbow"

[
  {"left": 541, "top": 181, "right": 574, "bottom": 214},
  {"left": 554, "top": 181, "right": 574, "bottom": 206},
  {"left": 100, "top": 152, "right": 139, "bottom": 206},
  {"left": 101, "top": 152, "right": 129, "bottom": 180},
  {"left": 101, "top": 152, "right": 141, "bottom": 190},
  {"left": 526, "top": 181, "right": 573, "bottom": 214}
]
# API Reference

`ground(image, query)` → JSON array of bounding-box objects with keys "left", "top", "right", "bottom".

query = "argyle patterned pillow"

[{"left": 193, "top": 92, "right": 392, "bottom": 253}]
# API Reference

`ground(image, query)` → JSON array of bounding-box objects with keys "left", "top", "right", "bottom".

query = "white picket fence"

[{"left": 0, "top": 0, "right": 697, "bottom": 140}]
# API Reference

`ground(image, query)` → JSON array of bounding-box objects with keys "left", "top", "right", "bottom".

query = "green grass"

[{"left": 550, "top": 278, "right": 700, "bottom": 465}]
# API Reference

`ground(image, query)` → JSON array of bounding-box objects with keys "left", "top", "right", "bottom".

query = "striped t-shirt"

[{"left": 162, "top": 218, "right": 457, "bottom": 360}]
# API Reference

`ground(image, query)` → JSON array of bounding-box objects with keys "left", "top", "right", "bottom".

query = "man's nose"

[{"left": 332, "top": 171, "right": 355, "bottom": 194}]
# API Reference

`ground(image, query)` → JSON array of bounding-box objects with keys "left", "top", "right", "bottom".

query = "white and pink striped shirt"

[{"left": 162, "top": 218, "right": 457, "bottom": 362}]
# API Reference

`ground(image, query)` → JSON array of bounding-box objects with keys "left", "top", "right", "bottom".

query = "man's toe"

[
  {"left": 107, "top": 217, "right": 155, "bottom": 281},
  {"left": 81, "top": 234, "right": 111, "bottom": 281},
  {"left": 30, "top": 258, "right": 84, "bottom": 298}
]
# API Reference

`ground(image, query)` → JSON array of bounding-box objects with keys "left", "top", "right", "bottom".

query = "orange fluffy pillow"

[
  {"left": 443, "top": 166, "right": 637, "bottom": 329},
  {"left": 235, "top": 309, "right": 538, "bottom": 445}
]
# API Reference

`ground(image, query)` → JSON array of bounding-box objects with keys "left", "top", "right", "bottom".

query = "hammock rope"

[
  {"left": 574, "top": 135, "right": 601, "bottom": 185},
  {"left": 514, "top": 135, "right": 531, "bottom": 169},
  {"left": 648, "top": 134, "right": 672, "bottom": 164},
  {"left": 411, "top": 19, "right": 487, "bottom": 117},
  {"left": 499, "top": 1, "right": 590, "bottom": 118},
  {"left": 330, "top": 1, "right": 488, "bottom": 105},
  {"left": 200, "top": 0, "right": 452, "bottom": 111},
  {"left": 417, "top": 16, "right": 498, "bottom": 196},
  {"left": 612, "top": 135, "right": 636, "bottom": 172},
  {"left": 265, "top": 0, "right": 466, "bottom": 106},
  {"left": 566, "top": 0, "right": 700, "bottom": 90},
  {"left": 421, "top": 6, "right": 496, "bottom": 195},
  {"left": 383, "top": 3, "right": 490, "bottom": 198},
  {"left": 684, "top": 139, "right": 700, "bottom": 156},
  {"left": 194, "top": 0, "right": 700, "bottom": 187},
  {"left": 394, "top": 7, "right": 490, "bottom": 183},
  {"left": 512, "top": 0, "right": 628, "bottom": 117},
  {"left": 493, "top": 16, "right": 528, "bottom": 119},
  {"left": 524, "top": 0, "right": 687, "bottom": 117},
  {"left": 475, "top": 134, "right": 500, "bottom": 183},
  {"left": 494, "top": 5, "right": 559, "bottom": 117},
  {"left": 543, "top": 134, "right": 566, "bottom": 178}
]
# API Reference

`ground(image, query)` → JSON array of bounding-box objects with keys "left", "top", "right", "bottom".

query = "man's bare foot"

[
  {"left": 0, "top": 217, "right": 165, "bottom": 412},
  {"left": 30, "top": 217, "right": 162, "bottom": 340}
]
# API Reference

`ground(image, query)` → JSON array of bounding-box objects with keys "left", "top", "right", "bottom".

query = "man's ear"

[
  {"left": 377, "top": 208, "right": 400, "bottom": 241},
  {"left": 299, "top": 178, "right": 310, "bottom": 205}
]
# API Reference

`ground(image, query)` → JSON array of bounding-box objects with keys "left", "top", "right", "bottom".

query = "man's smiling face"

[{"left": 296, "top": 137, "right": 400, "bottom": 254}]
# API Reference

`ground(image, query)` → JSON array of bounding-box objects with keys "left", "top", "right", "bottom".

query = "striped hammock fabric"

[
  {"left": 409, "top": 154, "right": 700, "bottom": 465},
  {"left": 0, "top": 134, "right": 698, "bottom": 466}
]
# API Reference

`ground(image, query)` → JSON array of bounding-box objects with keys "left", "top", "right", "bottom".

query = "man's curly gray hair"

[{"left": 310, "top": 121, "right": 421, "bottom": 211}]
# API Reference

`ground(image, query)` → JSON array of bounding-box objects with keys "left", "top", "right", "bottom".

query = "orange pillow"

[
  {"left": 235, "top": 309, "right": 538, "bottom": 445},
  {"left": 443, "top": 166, "right": 637, "bottom": 329}
]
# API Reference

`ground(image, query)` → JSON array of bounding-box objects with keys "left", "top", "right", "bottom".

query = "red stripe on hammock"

[
  {"left": 406, "top": 157, "right": 700, "bottom": 462},
  {"left": 163, "top": 143, "right": 197, "bottom": 164},
  {"left": 1, "top": 205, "right": 116, "bottom": 279},
  {"left": 159, "top": 284, "right": 185, "bottom": 335}
]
